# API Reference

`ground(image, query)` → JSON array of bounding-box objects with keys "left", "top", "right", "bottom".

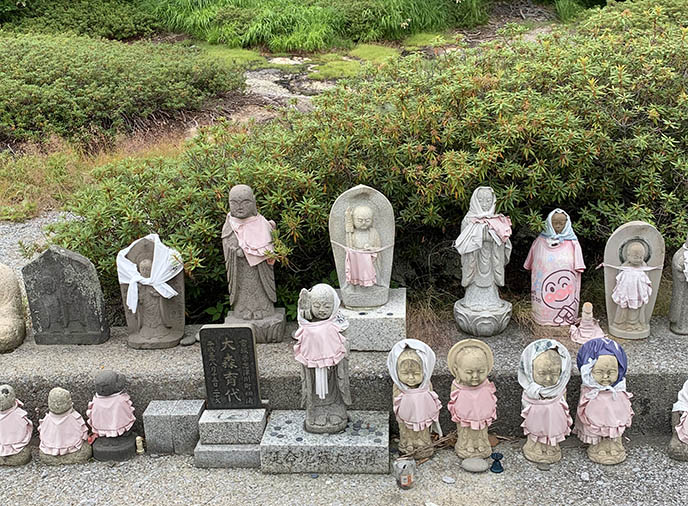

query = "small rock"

[
  {"left": 425, "top": 503, "right": 440, "bottom": 506},
  {"left": 442, "top": 476, "right": 456, "bottom": 484},
  {"left": 41, "top": 470, "right": 49, "bottom": 479},
  {"left": 633, "top": 467, "right": 640, "bottom": 472},
  {"left": 580, "top": 471, "right": 590, "bottom": 482},
  {"left": 536, "top": 463, "right": 551, "bottom": 471},
  {"left": 325, "top": 479, "right": 333, "bottom": 485},
  {"left": 310, "top": 473, "right": 319, "bottom": 479},
  {"left": 596, "top": 480, "right": 605, "bottom": 486},
  {"left": 462, "top": 457, "right": 490, "bottom": 473}
]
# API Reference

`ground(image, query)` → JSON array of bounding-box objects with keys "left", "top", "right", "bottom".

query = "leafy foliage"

[
  {"left": 0, "top": 32, "right": 241, "bottom": 146},
  {"left": 51, "top": 0, "right": 688, "bottom": 317}
]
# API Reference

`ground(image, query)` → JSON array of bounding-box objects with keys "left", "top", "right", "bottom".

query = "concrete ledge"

[
  {"left": 1, "top": 318, "right": 685, "bottom": 437},
  {"left": 194, "top": 442, "right": 261, "bottom": 468}
]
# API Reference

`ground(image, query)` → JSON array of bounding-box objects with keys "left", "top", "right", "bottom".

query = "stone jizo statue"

[
  {"left": 669, "top": 379, "right": 688, "bottom": 461},
  {"left": 453, "top": 186, "right": 512, "bottom": 337},
  {"left": 569, "top": 302, "right": 605, "bottom": 345},
  {"left": 518, "top": 339, "right": 572, "bottom": 464},
  {"left": 447, "top": 339, "right": 497, "bottom": 459},
  {"left": 0, "top": 384, "right": 33, "bottom": 466},
  {"left": 573, "top": 338, "right": 633, "bottom": 465},
  {"left": 670, "top": 234, "right": 688, "bottom": 335},
  {"left": 294, "top": 283, "right": 351, "bottom": 434},
  {"left": 0, "top": 263, "right": 25, "bottom": 353},
  {"left": 38, "top": 387, "right": 91, "bottom": 465},
  {"left": 387, "top": 339, "right": 442, "bottom": 460}
]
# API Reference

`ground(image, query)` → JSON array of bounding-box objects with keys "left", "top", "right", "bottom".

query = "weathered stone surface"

[
  {"left": 22, "top": 247, "right": 109, "bottom": 345},
  {"left": 668, "top": 411, "right": 688, "bottom": 461},
  {"left": 39, "top": 442, "right": 92, "bottom": 465},
  {"left": 93, "top": 432, "right": 136, "bottom": 462},
  {"left": 260, "top": 410, "right": 389, "bottom": 474},
  {"left": 0, "top": 263, "right": 25, "bottom": 353},
  {"left": 199, "top": 408, "right": 267, "bottom": 445},
  {"left": 338, "top": 288, "right": 406, "bottom": 351},
  {"left": 670, "top": 239, "right": 688, "bottom": 335},
  {"left": 224, "top": 308, "right": 285, "bottom": 345},
  {"left": 462, "top": 457, "right": 490, "bottom": 473},
  {"left": 329, "top": 185, "right": 395, "bottom": 308},
  {"left": 171, "top": 400, "right": 205, "bottom": 455},
  {"left": 194, "top": 442, "right": 261, "bottom": 468},
  {"left": 142, "top": 399, "right": 205, "bottom": 455}
]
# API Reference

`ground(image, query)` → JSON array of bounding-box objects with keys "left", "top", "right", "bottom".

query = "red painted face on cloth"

[{"left": 542, "top": 269, "right": 576, "bottom": 309}]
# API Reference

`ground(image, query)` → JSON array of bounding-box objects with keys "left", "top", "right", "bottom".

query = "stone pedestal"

[
  {"left": 338, "top": 288, "right": 406, "bottom": 351},
  {"left": 453, "top": 299, "right": 511, "bottom": 337},
  {"left": 224, "top": 308, "right": 286, "bottom": 343},
  {"left": 143, "top": 400, "right": 205, "bottom": 455},
  {"left": 260, "top": 410, "right": 389, "bottom": 474},
  {"left": 194, "top": 408, "right": 267, "bottom": 468},
  {"left": 93, "top": 432, "right": 136, "bottom": 462}
]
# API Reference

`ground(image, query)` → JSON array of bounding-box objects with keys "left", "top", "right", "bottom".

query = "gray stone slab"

[
  {"left": 194, "top": 441, "right": 261, "bottom": 468},
  {"left": 199, "top": 408, "right": 267, "bottom": 445},
  {"left": 260, "top": 410, "right": 389, "bottom": 474},
  {"left": 339, "top": 288, "right": 406, "bottom": 351},
  {"left": 143, "top": 400, "right": 175, "bottom": 454},
  {"left": 171, "top": 399, "right": 205, "bottom": 455},
  {"left": 143, "top": 399, "right": 205, "bottom": 455}
]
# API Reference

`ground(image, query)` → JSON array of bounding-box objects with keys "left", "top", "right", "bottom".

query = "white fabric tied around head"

[
  {"left": 541, "top": 208, "right": 578, "bottom": 247},
  {"left": 682, "top": 248, "right": 688, "bottom": 282},
  {"left": 116, "top": 234, "right": 183, "bottom": 314},
  {"left": 673, "top": 379, "right": 688, "bottom": 412},
  {"left": 580, "top": 358, "right": 627, "bottom": 400},
  {"left": 518, "top": 339, "right": 571, "bottom": 401}
]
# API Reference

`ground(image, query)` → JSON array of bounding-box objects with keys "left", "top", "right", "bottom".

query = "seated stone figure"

[
  {"left": 345, "top": 205, "right": 382, "bottom": 287},
  {"left": 0, "top": 384, "right": 32, "bottom": 466},
  {"left": 38, "top": 387, "right": 91, "bottom": 465},
  {"left": 669, "top": 379, "right": 688, "bottom": 461},
  {"left": 294, "top": 283, "right": 351, "bottom": 434}
]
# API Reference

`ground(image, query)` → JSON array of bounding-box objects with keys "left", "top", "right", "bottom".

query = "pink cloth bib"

[
  {"left": 294, "top": 320, "right": 347, "bottom": 369},
  {"left": 224, "top": 214, "right": 275, "bottom": 267},
  {"left": 345, "top": 248, "right": 377, "bottom": 287},
  {"left": 612, "top": 268, "right": 652, "bottom": 309},
  {"left": 520, "top": 392, "right": 572, "bottom": 446},
  {"left": 447, "top": 380, "right": 497, "bottom": 430},
  {"left": 676, "top": 412, "right": 688, "bottom": 444},
  {"left": 87, "top": 392, "right": 136, "bottom": 438},
  {"left": 0, "top": 400, "right": 33, "bottom": 456},
  {"left": 574, "top": 387, "right": 633, "bottom": 444},
  {"left": 474, "top": 216, "right": 512, "bottom": 243},
  {"left": 38, "top": 409, "right": 89, "bottom": 456},
  {"left": 393, "top": 387, "right": 442, "bottom": 432},
  {"left": 569, "top": 316, "right": 605, "bottom": 344}
]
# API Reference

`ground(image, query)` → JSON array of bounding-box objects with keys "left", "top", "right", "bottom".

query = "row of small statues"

[{"left": 0, "top": 371, "right": 136, "bottom": 466}]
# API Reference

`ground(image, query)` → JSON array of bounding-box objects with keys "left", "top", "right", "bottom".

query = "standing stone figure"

[
  {"left": 387, "top": 339, "right": 442, "bottom": 460},
  {"left": 668, "top": 379, "right": 688, "bottom": 461},
  {"left": 569, "top": 302, "right": 606, "bottom": 345},
  {"left": 453, "top": 186, "right": 512, "bottom": 337},
  {"left": 221, "top": 184, "right": 285, "bottom": 343},
  {"left": 524, "top": 209, "right": 585, "bottom": 335},
  {"left": 117, "top": 234, "right": 185, "bottom": 349},
  {"left": 0, "top": 384, "right": 33, "bottom": 466},
  {"left": 38, "top": 387, "right": 91, "bottom": 465},
  {"left": 670, "top": 234, "right": 688, "bottom": 334},
  {"left": 294, "top": 283, "right": 351, "bottom": 434},
  {"left": 447, "top": 339, "right": 497, "bottom": 459},
  {"left": 518, "top": 339, "right": 572, "bottom": 464},
  {"left": 0, "top": 263, "right": 25, "bottom": 352}
]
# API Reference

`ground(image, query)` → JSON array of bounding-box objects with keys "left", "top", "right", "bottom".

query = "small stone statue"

[
  {"left": 518, "top": 339, "right": 573, "bottom": 464},
  {"left": 294, "top": 283, "right": 351, "bottom": 433},
  {"left": 0, "top": 385, "right": 32, "bottom": 466},
  {"left": 38, "top": 387, "right": 91, "bottom": 465},
  {"left": 670, "top": 234, "right": 688, "bottom": 334},
  {"left": 387, "top": 339, "right": 442, "bottom": 459},
  {"left": 0, "top": 263, "right": 25, "bottom": 353},
  {"left": 220, "top": 184, "right": 285, "bottom": 343},
  {"left": 117, "top": 234, "right": 185, "bottom": 349},
  {"left": 569, "top": 302, "right": 605, "bottom": 345},
  {"left": 453, "top": 186, "right": 513, "bottom": 337},
  {"left": 601, "top": 221, "right": 664, "bottom": 339},
  {"left": 524, "top": 209, "right": 585, "bottom": 335},
  {"left": 447, "top": 339, "right": 497, "bottom": 459},
  {"left": 87, "top": 370, "right": 136, "bottom": 461},
  {"left": 669, "top": 379, "right": 688, "bottom": 461},
  {"left": 573, "top": 338, "right": 633, "bottom": 465}
]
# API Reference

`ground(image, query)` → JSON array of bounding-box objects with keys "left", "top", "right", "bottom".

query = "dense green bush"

[
  {"left": 52, "top": 0, "right": 688, "bottom": 317},
  {"left": 0, "top": 32, "right": 241, "bottom": 146}
]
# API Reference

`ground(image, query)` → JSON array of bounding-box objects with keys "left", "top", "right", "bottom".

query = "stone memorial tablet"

[{"left": 200, "top": 324, "right": 262, "bottom": 409}]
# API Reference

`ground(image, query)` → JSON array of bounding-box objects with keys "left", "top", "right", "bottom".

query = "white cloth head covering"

[
  {"left": 580, "top": 360, "right": 627, "bottom": 400},
  {"left": 518, "top": 339, "right": 571, "bottom": 400},
  {"left": 454, "top": 186, "right": 506, "bottom": 255},
  {"left": 387, "top": 339, "right": 436, "bottom": 392},
  {"left": 673, "top": 379, "right": 688, "bottom": 412},
  {"left": 541, "top": 208, "right": 578, "bottom": 246},
  {"left": 116, "top": 234, "right": 183, "bottom": 314}
]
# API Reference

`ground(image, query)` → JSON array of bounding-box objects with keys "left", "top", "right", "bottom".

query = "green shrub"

[
  {"left": 52, "top": 0, "right": 688, "bottom": 317},
  {"left": 0, "top": 32, "right": 241, "bottom": 146}
]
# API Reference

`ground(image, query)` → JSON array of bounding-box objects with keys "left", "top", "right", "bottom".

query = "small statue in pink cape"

[
  {"left": 669, "top": 379, "right": 688, "bottom": 461},
  {"left": 38, "top": 387, "right": 91, "bottom": 465},
  {"left": 0, "top": 384, "right": 33, "bottom": 466}
]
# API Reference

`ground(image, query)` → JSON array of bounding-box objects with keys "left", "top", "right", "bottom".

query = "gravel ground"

[{"left": 0, "top": 436, "right": 686, "bottom": 505}]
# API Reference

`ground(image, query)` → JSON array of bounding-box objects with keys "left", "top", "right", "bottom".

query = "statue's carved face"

[
  {"left": 592, "top": 355, "right": 619, "bottom": 386},
  {"left": 95, "top": 371, "right": 123, "bottom": 396},
  {"left": 456, "top": 348, "right": 489, "bottom": 386},
  {"left": 551, "top": 212, "right": 568, "bottom": 234},
  {"left": 476, "top": 188, "right": 494, "bottom": 212},
  {"left": 626, "top": 241, "right": 646, "bottom": 267},
  {"left": 397, "top": 349, "right": 423, "bottom": 388},
  {"left": 0, "top": 384, "right": 16, "bottom": 411},
  {"left": 532, "top": 350, "right": 562, "bottom": 388},
  {"left": 139, "top": 258, "right": 152, "bottom": 278},
  {"left": 229, "top": 185, "right": 257, "bottom": 219},
  {"left": 352, "top": 206, "right": 373, "bottom": 230},
  {"left": 309, "top": 286, "right": 334, "bottom": 320},
  {"left": 48, "top": 387, "right": 72, "bottom": 415}
]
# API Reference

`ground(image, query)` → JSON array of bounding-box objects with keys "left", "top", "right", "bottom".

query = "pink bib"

[
  {"left": 447, "top": 380, "right": 497, "bottom": 430},
  {"left": 677, "top": 412, "right": 688, "bottom": 444},
  {"left": 0, "top": 400, "right": 33, "bottom": 456},
  {"left": 569, "top": 316, "right": 605, "bottom": 344},
  {"left": 520, "top": 392, "right": 572, "bottom": 446},
  {"left": 612, "top": 268, "right": 653, "bottom": 309},
  {"left": 475, "top": 216, "right": 512, "bottom": 243},
  {"left": 345, "top": 249, "right": 377, "bottom": 287},
  {"left": 294, "top": 320, "right": 346, "bottom": 369},
  {"left": 225, "top": 214, "right": 275, "bottom": 267},
  {"left": 38, "top": 409, "right": 89, "bottom": 456},
  {"left": 87, "top": 392, "right": 136, "bottom": 437},
  {"left": 393, "top": 388, "right": 442, "bottom": 432},
  {"left": 575, "top": 387, "right": 633, "bottom": 444}
]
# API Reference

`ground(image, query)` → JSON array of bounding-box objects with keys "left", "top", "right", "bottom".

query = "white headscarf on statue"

[
  {"left": 116, "top": 234, "right": 183, "bottom": 314},
  {"left": 541, "top": 208, "right": 578, "bottom": 247},
  {"left": 673, "top": 379, "right": 688, "bottom": 413},
  {"left": 518, "top": 339, "right": 571, "bottom": 401},
  {"left": 454, "top": 186, "right": 510, "bottom": 255}
]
